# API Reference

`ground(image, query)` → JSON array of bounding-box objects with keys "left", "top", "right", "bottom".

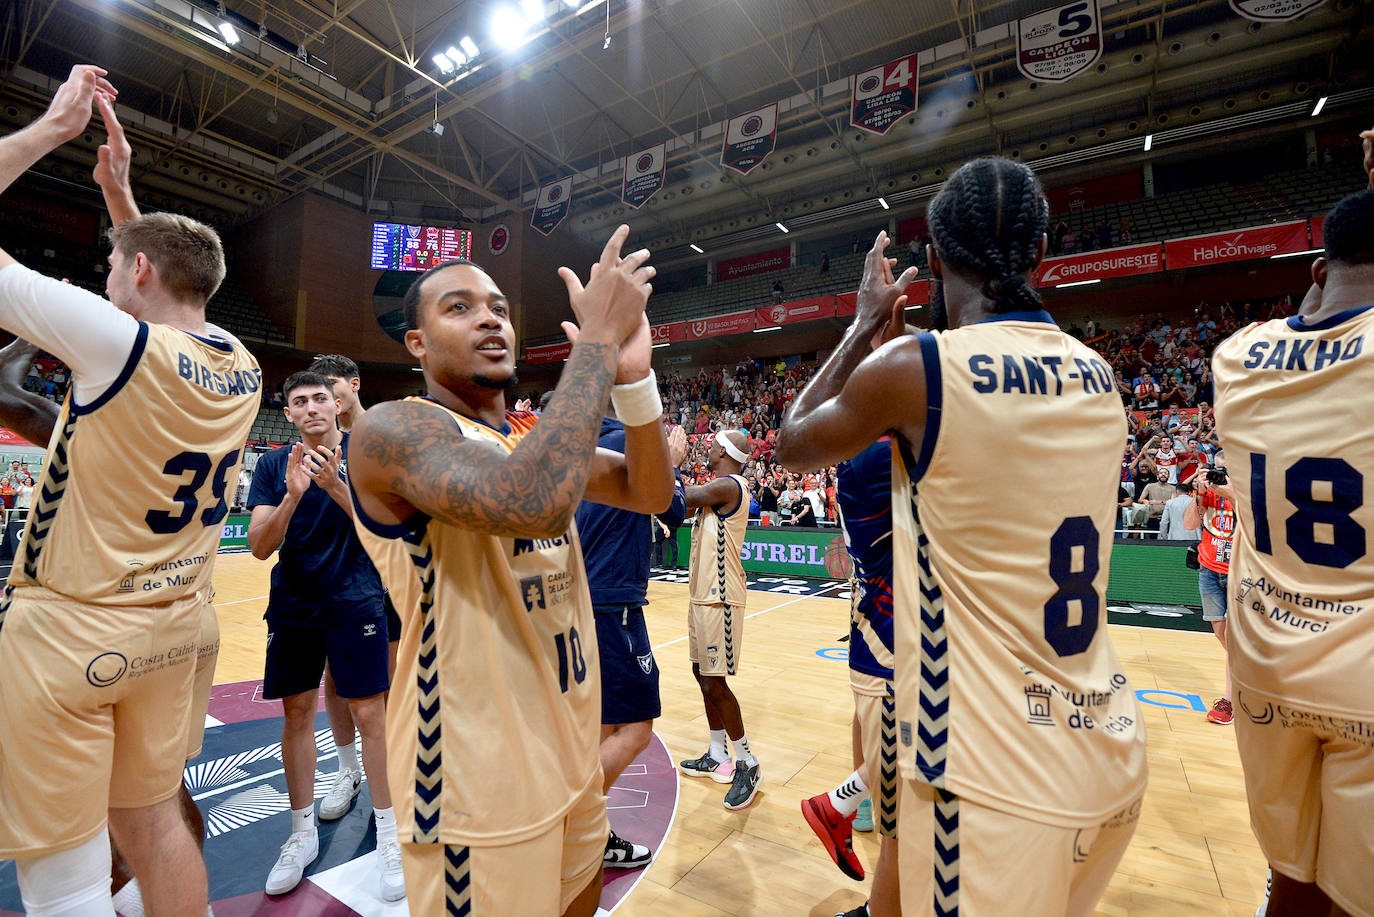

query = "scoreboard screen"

[{"left": 370, "top": 223, "right": 473, "bottom": 272}]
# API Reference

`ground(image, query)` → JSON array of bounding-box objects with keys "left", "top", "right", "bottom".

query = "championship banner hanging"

[
  {"left": 720, "top": 104, "right": 778, "bottom": 175},
  {"left": 1016, "top": 0, "right": 1103, "bottom": 83},
  {"left": 531, "top": 177, "right": 573, "bottom": 236},
  {"left": 622, "top": 143, "right": 666, "bottom": 210},
  {"left": 1227, "top": 0, "right": 1326, "bottom": 21},
  {"left": 850, "top": 54, "right": 919, "bottom": 135}
]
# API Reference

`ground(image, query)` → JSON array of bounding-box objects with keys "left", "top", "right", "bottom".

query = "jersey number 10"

[{"left": 145, "top": 450, "right": 240, "bottom": 535}]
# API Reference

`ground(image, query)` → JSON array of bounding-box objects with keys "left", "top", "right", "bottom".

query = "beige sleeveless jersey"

[
  {"left": 1213, "top": 308, "right": 1374, "bottom": 719},
  {"left": 892, "top": 316, "right": 1147, "bottom": 827},
  {"left": 352, "top": 401, "right": 601, "bottom": 846},
  {"left": 5, "top": 322, "right": 260, "bottom": 607},
  {"left": 689, "top": 473, "right": 749, "bottom": 607}
]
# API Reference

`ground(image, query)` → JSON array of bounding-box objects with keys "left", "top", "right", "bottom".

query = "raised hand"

[
  {"left": 667, "top": 424, "right": 689, "bottom": 467},
  {"left": 557, "top": 225, "right": 654, "bottom": 346},
  {"left": 93, "top": 95, "right": 132, "bottom": 194},
  {"left": 41, "top": 65, "right": 117, "bottom": 145},
  {"left": 856, "top": 231, "right": 919, "bottom": 330},
  {"left": 0, "top": 339, "right": 40, "bottom": 391},
  {"left": 284, "top": 442, "right": 311, "bottom": 498}
]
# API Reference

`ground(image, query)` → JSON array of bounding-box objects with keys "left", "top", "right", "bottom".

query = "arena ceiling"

[{"left": 1, "top": 0, "right": 1369, "bottom": 264}]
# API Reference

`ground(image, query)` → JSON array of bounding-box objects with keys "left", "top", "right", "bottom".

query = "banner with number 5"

[
  {"left": 1016, "top": 0, "right": 1102, "bottom": 83},
  {"left": 850, "top": 54, "right": 919, "bottom": 135}
]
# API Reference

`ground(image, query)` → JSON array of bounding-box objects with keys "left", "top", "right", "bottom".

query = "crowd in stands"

[{"left": 1048, "top": 218, "right": 1134, "bottom": 255}]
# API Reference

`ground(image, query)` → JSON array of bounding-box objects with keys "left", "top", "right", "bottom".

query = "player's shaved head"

[{"left": 1323, "top": 189, "right": 1374, "bottom": 266}]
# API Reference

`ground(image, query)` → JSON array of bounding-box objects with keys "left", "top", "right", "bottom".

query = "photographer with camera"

[{"left": 1184, "top": 455, "right": 1237, "bottom": 725}]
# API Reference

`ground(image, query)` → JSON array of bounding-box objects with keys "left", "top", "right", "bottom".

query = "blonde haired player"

[
  {"left": 778, "top": 159, "right": 1147, "bottom": 917},
  {"left": 1212, "top": 180, "right": 1374, "bottom": 917},
  {"left": 347, "top": 225, "right": 675, "bottom": 916},
  {"left": 0, "top": 66, "right": 260, "bottom": 917},
  {"left": 678, "top": 429, "right": 764, "bottom": 810}
]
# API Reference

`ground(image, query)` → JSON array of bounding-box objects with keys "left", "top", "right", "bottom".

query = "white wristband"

[{"left": 611, "top": 370, "right": 662, "bottom": 427}]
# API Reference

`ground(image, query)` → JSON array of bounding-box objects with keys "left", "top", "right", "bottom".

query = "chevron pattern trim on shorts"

[
  {"left": 878, "top": 680, "right": 898, "bottom": 838},
  {"left": 404, "top": 527, "right": 441, "bottom": 843},
  {"left": 445, "top": 845, "right": 471, "bottom": 916},
  {"left": 933, "top": 789, "right": 959, "bottom": 916}
]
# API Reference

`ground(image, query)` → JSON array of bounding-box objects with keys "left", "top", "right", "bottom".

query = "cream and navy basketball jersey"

[
  {"left": 6, "top": 323, "right": 260, "bottom": 606},
  {"left": 689, "top": 473, "right": 749, "bottom": 607},
  {"left": 1213, "top": 307, "right": 1374, "bottom": 720},
  {"left": 892, "top": 313, "right": 1147, "bottom": 826},
  {"left": 351, "top": 401, "right": 601, "bottom": 846}
]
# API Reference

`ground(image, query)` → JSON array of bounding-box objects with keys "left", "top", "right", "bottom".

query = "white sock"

[
  {"left": 111, "top": 880, "right": 144, "bottom": 917},
  {"left": 709, "top": 729, "right": 728, "bottom": 762},
  {"left": 291, "top": 805, "right": 316, "bottom": 836},
  {"left": 336, "top": 741, "right": 360, "bottom": 774},
  {"left": 828, "top": 769, "right": 869, "bottom": 818},
  {"left": 374, "top": 806, "right": 397, "bottom": 844},
  {"left": 731, "top": 733, "right": 758, "bottom": 768}
]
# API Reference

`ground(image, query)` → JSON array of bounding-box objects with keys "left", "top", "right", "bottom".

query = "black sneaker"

[
  {"left": 679, "top": 751, "right": 734, "bottom": 784},
  {"left": 603, "top": 830, "right": 654, "bottom": 869},
  {"left": 723, "top": 760, "right": 762, "bottom": 810},
  {"left": 835, "top": 905, "right": 870, "bottom": 917}
]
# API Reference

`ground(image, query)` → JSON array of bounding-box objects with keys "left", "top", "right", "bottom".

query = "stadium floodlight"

[
  {"left": 217, "top": 21, "right": 240, "bottom": 44},
  {"left": 1143, "top": 134, "right": 1153, "bottom": 152},
  {"left": 753, "top": 325, "right": 782, "bottom": 333},
  {"left": 563, "top": 0, "right": 581, "bottom": 6},
  {"left": 446, "top": 47, "right": 467, "bottom": 68},
  {"left": 1311, "top": 96, "right": 1327, "bottom": 117},
  {"left": 1056, "top": 279, "right": 1101, "bottom": 288},
  {"left": 522, "top": 0, "right": 546, "bottom": 22},
  {"left": 775, "top": 222, "right": 789, "bottom": 233},
  {"left": 432, "top": 52, "right": 456, "bottom": 74},
  {"left": 689, "top": 243, "right": 704, "bottom": 253},
  {"left": 491, "top": 6, "right": 529, "bottom": 47},
  {"left": 460, "top": 36, "right": 480, "bottom": 58},
  {"left": 877, "top": 197, "right": 890, "bottom": 210}
]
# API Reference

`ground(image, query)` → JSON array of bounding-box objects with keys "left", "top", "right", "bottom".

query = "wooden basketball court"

[{"left": 210, "top": 551, "right": 1266, "bottom": 917}]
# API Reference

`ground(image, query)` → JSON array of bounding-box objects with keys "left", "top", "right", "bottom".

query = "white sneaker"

[
  {"left": 319, "top": 769, "right": 362, "bottom": 821},
  {"left": 377, "top": 837, "right": 406, "bottom": 902},
  {"left": 265, "top": 829, "right": 319, "bottom": 895}
]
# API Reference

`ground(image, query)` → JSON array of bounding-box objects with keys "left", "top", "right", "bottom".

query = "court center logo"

[{"left": 86, "top": 651, "right": 129, "bottom": 687}]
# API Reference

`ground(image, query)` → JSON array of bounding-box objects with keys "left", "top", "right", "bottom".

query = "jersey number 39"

[{"left": 145, "top": 450, "right": 240, "bottom": 534}]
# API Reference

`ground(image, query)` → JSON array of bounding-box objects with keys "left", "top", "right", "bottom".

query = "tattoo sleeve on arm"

[{"left": 361, "top": 341, "right": 619, "bottom": 538}]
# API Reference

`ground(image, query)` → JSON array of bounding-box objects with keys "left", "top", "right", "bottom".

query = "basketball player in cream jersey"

[
  {"left": 0, "top": 66, "right": 261, "bottom": 917},
  {"left": 1213, "top": 187, "right": 1374, "bottom": 917},
  {"left": 678, "top": 429, "right": 763, "bottom": 810},
  {"left": 347, "top": 225, "right": 675, "bottom": 917},
  {"left": 778, "top": 159, "right": 1147, "bottom": 917}
]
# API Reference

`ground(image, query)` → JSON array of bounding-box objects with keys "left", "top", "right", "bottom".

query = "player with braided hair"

[{"left": 777, "top": 156, "right": 1146, "bottom": 916}]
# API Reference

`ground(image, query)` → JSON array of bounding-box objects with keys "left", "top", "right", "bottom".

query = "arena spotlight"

[
  {"left": 689, "top": 243, "right": 704, "bottom": 253},
  {"left": 877, "top": 197, "right": 890, "bottom": 210},
  {"left": 446, "top": 46, "right": 468, "bottom": 67},
  {"left": 1143, "top": 134, "right": 1153, "bottom": 152},
  {"left": 433, "top": 52, "right": 456, "bottom": 74},
  {"left": 1311, "top": 96, "right": 1327, "bottom": 117},
  {"left": 217, "top": 21, "right": 240, "bottom": 44},
  {"left": 775, "top": 222, "right": 790, "bottom": 233},
  {"left": 522, "top": 0, "right": 546, "bottom": 22},
  {"left": 460, "top": 36, "right": 480, "bottom": 58},
  {"left": 491, "top": 6, "right": 529, "bottom": 48}
]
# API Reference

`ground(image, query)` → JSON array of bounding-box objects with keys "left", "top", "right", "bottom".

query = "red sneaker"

[
  {"left": 1207, "top": 698, "right": 1234, "bottom": 725},
  {"left": 801, "top": 793, "right": 864, "bottom": 880}
]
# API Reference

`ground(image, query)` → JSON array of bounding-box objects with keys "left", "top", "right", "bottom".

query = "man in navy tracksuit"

[{"left": 576, "top": 416, "right": 687, "bottom": 870}]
